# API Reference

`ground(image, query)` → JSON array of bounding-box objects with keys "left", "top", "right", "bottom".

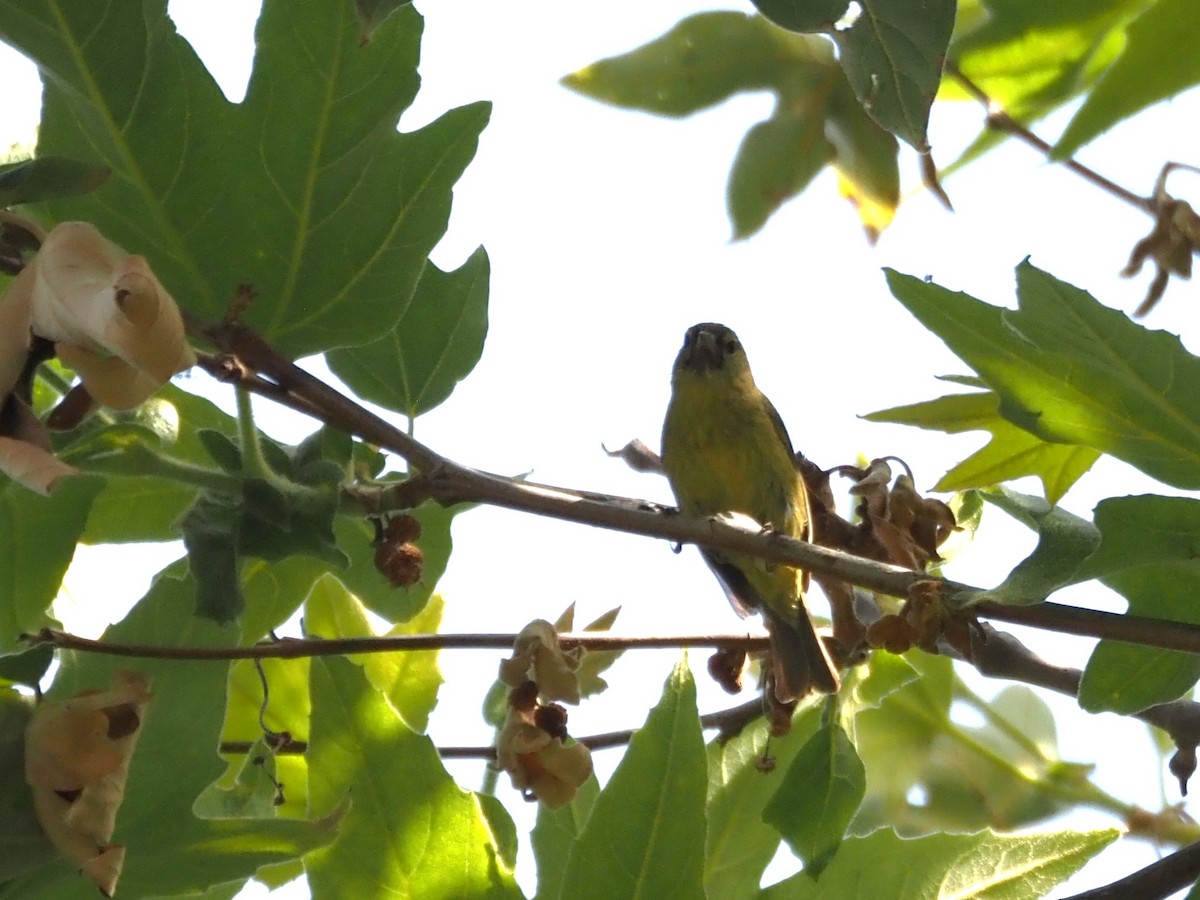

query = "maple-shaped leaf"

[
  {"left": 886, "top": 262, "right": 1200, "bottom": 491},
  {"left": 0, "top": 1, "right": 488, "bottom": 359},
  {"left": 865, "top": 389, "right": 1099, "bottom": 504},
  {"left": 1054, "top": 0, "right": 1200, "bottom": 159},
  {"left": 944, "top": 0, "right": 1133, "bottom": 168},
  {"left": 564, "top": 13, "right": 898, "bottom": 241}
]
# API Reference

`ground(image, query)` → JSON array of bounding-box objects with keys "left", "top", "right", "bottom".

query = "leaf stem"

[{"left": 235, "top": 384, "right": 272, "bottom": 480}]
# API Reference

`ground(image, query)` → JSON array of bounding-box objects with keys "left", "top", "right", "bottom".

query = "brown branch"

[
  {"left": 968, "top": 621, "right": 1200, "bottom": 797},
  {"left": 974, "top": 600, "right": 1200, "bottom": 655},
  {"left": 945, "top": 62, "right": 1153, "bottom": 214},
  {"left": 23, "top": 627, "right": 771, "bottom": 660},
  {"left": 175, "top": 318, "right": 1200, "bottom": 668},
  {"left": 1060, "top": 839, "right": 1200, "bottom": 900},
  {"left": 223, "top": 698, "right": 764, "bottom": 761},
  {"left": 26, "top": 588, "right": 1200, "bottom": 665}
]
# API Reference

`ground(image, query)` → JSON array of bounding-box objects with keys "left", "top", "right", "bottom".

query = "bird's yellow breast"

[{"left": 661, "top": 372, "right": 805, "bottom": 540}]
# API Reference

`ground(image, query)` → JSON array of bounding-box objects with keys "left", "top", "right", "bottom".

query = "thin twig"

[
  {"left": 221, "top": 698, "right": 764, "bottom": 760},
  {"left": 945, "top": 62, "right": 1153, "bottom": 214},
  {"left": 23, "top": 628, "right": 771, "bottom": 660},
  {"left": 27, "top": 589, "right": 1200, "bottom": 660}
]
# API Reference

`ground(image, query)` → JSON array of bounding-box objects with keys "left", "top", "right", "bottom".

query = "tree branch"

[
  {"left": 1060, "top": 838, "right": 1200, "bottom": 900},
  {"left": 968, "top": 621, "right": 1200, "bottom": 800},
  {"left": 24, "top": 627, "right": 771, "bottom": 660},
  {"left": 221, "top": 697, "right": 765, "bottom": 761},
  {"left": 944, "top": 62, "right": 1152, "bottom": 214}
]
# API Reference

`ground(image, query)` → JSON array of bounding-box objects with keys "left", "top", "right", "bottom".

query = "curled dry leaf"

[
  {"left": 24, "top": 670, "right": 152, "bottom": 897},
  {"left": 495, "top": 679, "right": 592, "bottom": 808},
  {"left": 0, "top": 436, "right": 80, "bottom": 496},
  {"left": 1125, "top": 162, "right": 1200, "bottom": 317},
  {"left": 603, "top": 438, "right": 663, "bottom": 474},
  {"left": 24, "top": 222, "right": 197, "bottom": 407},
  {"left": 498, "top": 619, "right": 583, "bottom": 705},
  {"left": 494, "top": 623, "right": 593, "bottom": 806},
  {"left": 0, "top": 221, "right": 195, "bottom": 493},
  {"left": 845, "top": 458, "right": 957, "bottom": 571}
]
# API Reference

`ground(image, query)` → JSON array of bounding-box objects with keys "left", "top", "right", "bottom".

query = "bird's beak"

[{"left": 685, "top": 328, "right": 722, "bottom": 371}]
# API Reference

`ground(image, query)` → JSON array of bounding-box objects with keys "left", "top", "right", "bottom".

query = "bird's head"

[{"left": 672, "top": 322, "right": 753, "bottom": 386}]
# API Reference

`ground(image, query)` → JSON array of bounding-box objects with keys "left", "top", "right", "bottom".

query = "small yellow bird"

[{"left": 661, "top": 323, "right": 839, "bottom": 701}]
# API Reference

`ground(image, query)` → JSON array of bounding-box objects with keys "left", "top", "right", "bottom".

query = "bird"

[{"left": 660, "top": 322, "right": 839, "bottom": 701}]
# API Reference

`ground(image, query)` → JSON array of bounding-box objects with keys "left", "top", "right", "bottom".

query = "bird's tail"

[{"left": 763, "top": 604, "right": 840, "bottom": 701}]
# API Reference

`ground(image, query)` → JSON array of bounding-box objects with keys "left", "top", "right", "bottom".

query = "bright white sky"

[{"left": 4, "top": 0, "right": 1200, "bottom": 896}]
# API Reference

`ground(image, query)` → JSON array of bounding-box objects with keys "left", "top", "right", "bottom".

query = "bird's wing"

[{"left": 700, "top": 548, "right": 758, "bottom": 618}]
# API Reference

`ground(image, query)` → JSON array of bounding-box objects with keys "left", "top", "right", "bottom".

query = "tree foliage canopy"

[{"left": 1, "top": 1, "right": 1199, "bottom": 898}]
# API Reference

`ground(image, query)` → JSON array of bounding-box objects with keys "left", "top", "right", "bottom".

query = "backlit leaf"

[
  {"left": 760, "top": 827, "right": 1117, "bottom": 899},
  {"left": 0, "top": 1, "right": 488, "bottom": 359},
  {"left": 835, "top": 0, "right": 956, "bottom": 151},
  {"left": 864, "top": 390, "right": 1098, "bottom": 503},
  {"left": 327, "top": 248, "right": 489, "bottom": 419},
  {"left": 558, "top": 661, "right": 707, "bottom": 900},
  {"left": 1075, "top": 496, "right": 1200, "bottom": 714},
  {"left": 1055, "top": 0, "right": 1200, "bottom": 157},
  {"left": 885, "top": 262, "right": 1200, "bottom": 489}
]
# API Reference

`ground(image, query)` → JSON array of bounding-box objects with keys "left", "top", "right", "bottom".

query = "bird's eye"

[{"left": 724, "top": 338, "right": 739, "bottom": 354}]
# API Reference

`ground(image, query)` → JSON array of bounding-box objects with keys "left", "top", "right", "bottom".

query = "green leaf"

[
  {"left": 559, "top": 661, "right": 707, "bottom": 900},
  {"left": 1055, "top": 0, "right": 1200, "bottom": 157},
  {"left": 753, "top": 0, "right": 850, "bottom": 32},
  {"left": 181, "top": 492, "right": 245, "bottom": 622},
  {"left": 850, "top": 650, "right": 918, "bottom": 709},
  {"left": 193, "top": 737, "right": 284, "bottom": 819},
  {"left": 180, "top": 440, "right": 346, "bottom": 624},
  {"left": 216, "top": 654, "right": 311, "bottom": 820},
  {"left": 3, "top": 571, "right": 337, "bottom": 898},
  {"left": 77, "top": 386, "right": 239, "bottom": 544},
  {"left": 222, "top": 656, "right": 311, "bottom": 750},
  {"left": 835, "top": 0, "right": 956, "bottom": 151},
  {"left": 728, "top": 114, "right": 834, "bottom": 239},
  {"left": 327, "top": 248, "right": 490, "bottom": 418},
  {"left": 859, "top": 654, "right": 1074, "bottom": 836},
  {"left": 1074, "top": 495, "right": 1200, "bottom": 714},
  {"left": 920, "top": 687, "right": 1074, "bottom": 832},
  {"left": 305, "top": 655, "right": 521, "bottom": 898},
  {"left": 945, "top": 0, "right": 1134, "bottom": 167},
  {"left": 962, "top": 488, "right": 1100, "bottom": 606},
  {"left": 825, "top": 81, "right": 900, "bottom": 241},
  {"left": 477, "top": 792, "right": 520, "bottom": 873},
  {"left": 0, "top": 643, "right": 54, "bottom": 689},
  {"left": 854, "top": 652, "right": 956, "bottom": 834},
  {"left": 763, "top": 720, "right": 865, "bottom": 875},
  {"left": 2, "top": 1, "right": 489, "bottom": 359},
  {"left": 864, "top": 390, "right": 1099, "bottom": 503},
  {"left": 304, "top": 574, "right": 444, "bottom": 732},
  {"left": 566, "top": 14, "right": 905, "bottom": 239},
  {"left": 354, "top": 0, "right": 413, "bottom": 44},
  {"left": 531, "top": 774, "right": 600, "bottom": 900},
  {"left": 0, "top": 474, "right": 103, "bottom": 653},
  {"left": 704, "top": 705, "right": 822, "bottom": 900},
  {"left": 562, "top": 12, "right": 795, "bottom": 117},
  {"left": 885, "top": 263, "right": 1200, "bottom": 489},
  {"left": 0, "top": 156, "right": 108, "bottom": 205},
  {"left": 760, "top": 827, "right": 1118, "bottom": 899}
]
